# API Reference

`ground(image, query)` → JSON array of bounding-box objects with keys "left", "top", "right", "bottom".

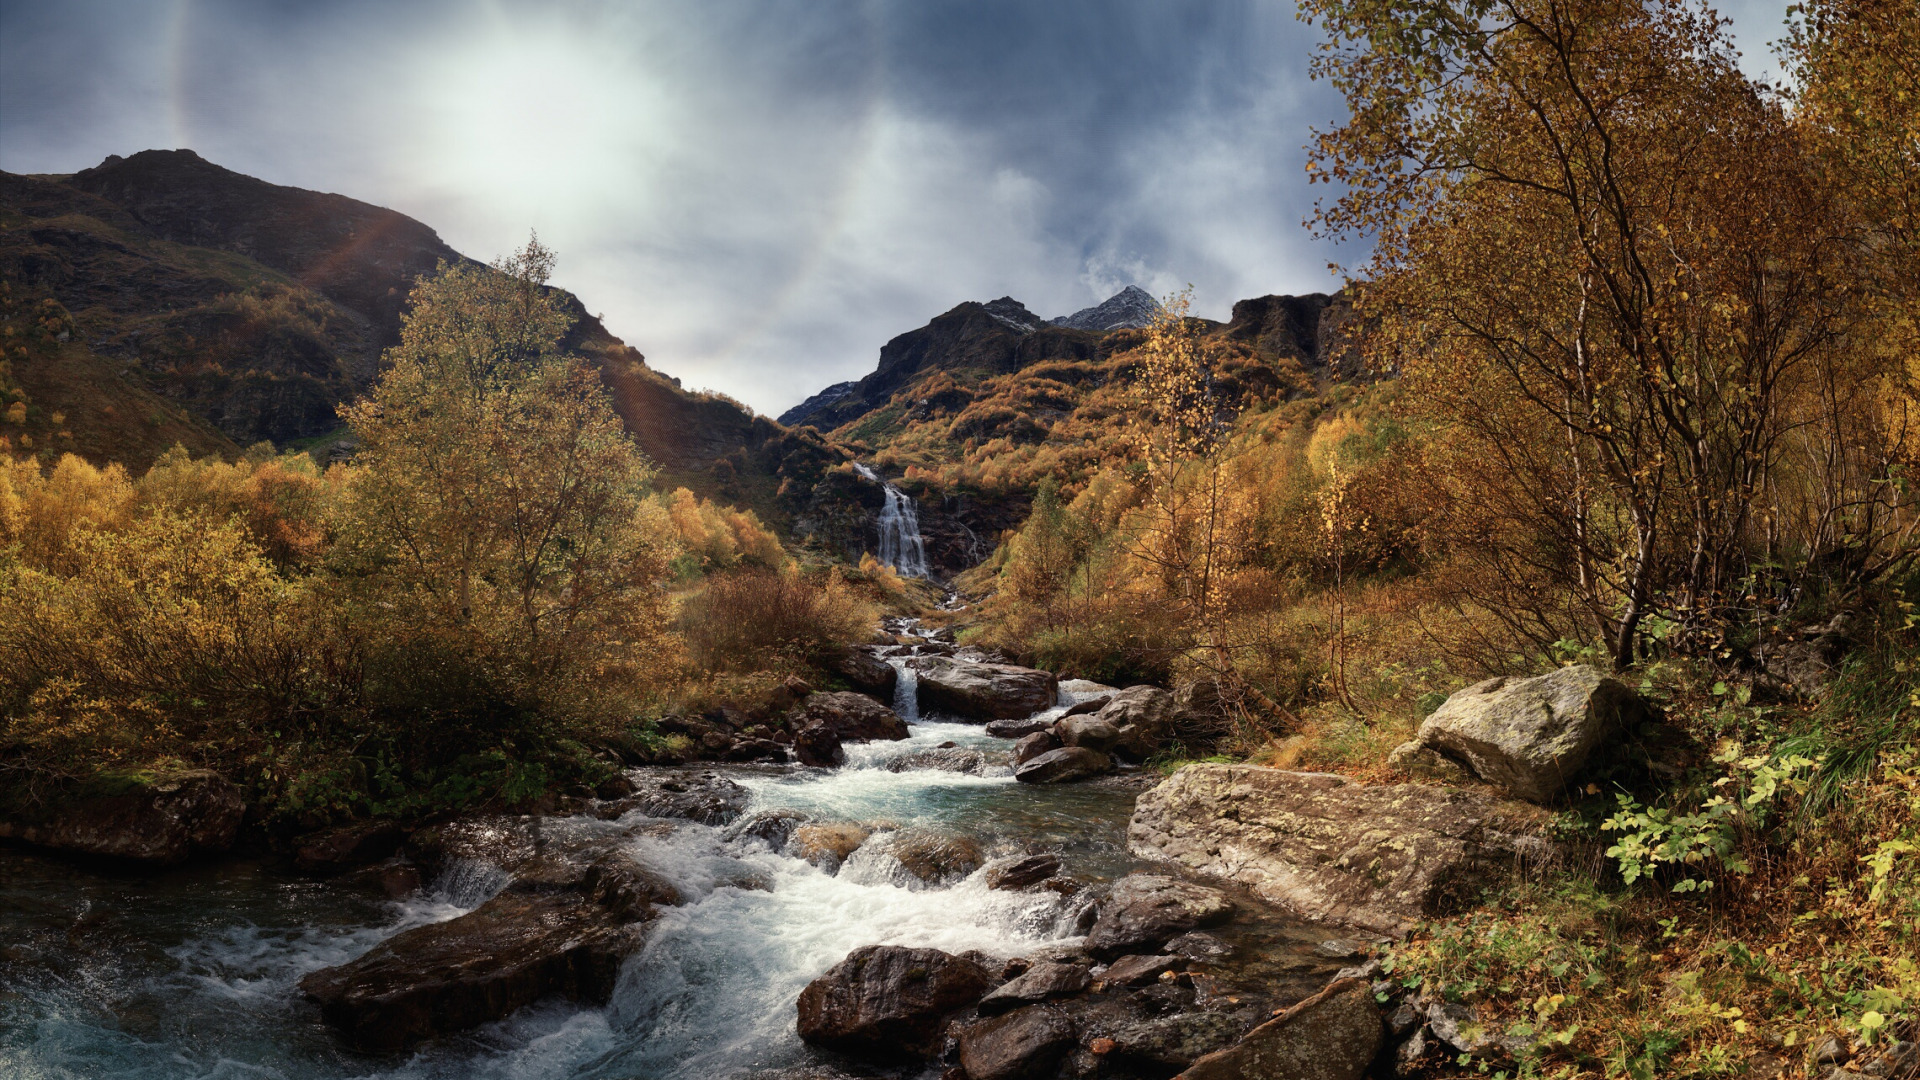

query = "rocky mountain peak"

[
  {"left": 1049, "top": 285, "right": 1160, "bottom": 332},
  {"left": 981, "top": 296, "right": 1042, "bottom": 334}
]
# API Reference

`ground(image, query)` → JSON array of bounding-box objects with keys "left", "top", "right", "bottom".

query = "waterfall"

[{"left": 854, "top": 464, "right": 928, "bottom": 577}]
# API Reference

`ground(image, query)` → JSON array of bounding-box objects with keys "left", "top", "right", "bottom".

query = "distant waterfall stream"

[{"left": 854, "top": 463, "right": 928, "bottom": 577}]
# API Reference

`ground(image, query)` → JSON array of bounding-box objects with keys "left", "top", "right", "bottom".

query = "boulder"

[
  {"left": 730, "top": 809, "right": 810, "bottom": 850},
  {"left": 1390, "top": 665, "right": 1651, "bottom": 802},
  {"left": 911, "top": 656, "right": 1058, "bottom": 720},
  {"left": 793, "top": 724, "right": 847, "bottom": 767},
  {"left": 827, "top": 647, "right": 900, "bottom": 702},
  {"left": 1061, "top": 695, "right": 1111, "bottom": 718},
  {"left": 1175, "top": 979, "right": 1382, "bottom": 1080},
  {"left": 1084, "top": 874, "right": 1235, "bottom": 958},
  {"left": 0, "top": 769, "right": 243, "bottom": 866},
  {"left": 786, "top": 691, "right": 910, "bottom": 743},
  {"left": 294, "top": 820, "right": 404, "bottom": 875},
  {"left": 605, "top": 770, "right": 753, "bottom": 826},
  {"left": 984, "top": 853, "right": 1062, "bottom": 891},
  {"left": 721, "top": 738, "right": 790, "bottom": 763},
  {"left": 883, "top": 747, "right": 994, "bottom": 775},
  {"left": 789, "top": 823, "right": 873, "bottom": 873},
  {"left": 1129, "top": 765, "right": 1555, "bottom": 937},
  {"left": 1109, "top": 1010, "right": 1249, "bottom": 1070},
  {"left": 1012, "top": 731, "right": 1061, "bottom": 766},
  {"left": 299, "top": 889, "right": 643, "bottom": 1052},
  {"left": 795, "top": 945, "right": 993, "bottom": 1059},
  {"left": 1101, "top": 953, "right": 1180, "bottom": 986},
  {"left": 1080, "top": 685, "right": 1179, "bottom": 761},
  {"left": 1013, "top": 747, "right": 1113, "bottom": 785},
  {"left": 985, "top": 716, "right": 1057, "bottom": 739},
  {"left": 977, "top": 962, "right": 1091, "bottom": 1013},
  {"left": 958, "top": 1005, "right": 1078, "bottom": 1080},
  {"left": 885, "top": 828, "right": 985, "bottom": 886}
]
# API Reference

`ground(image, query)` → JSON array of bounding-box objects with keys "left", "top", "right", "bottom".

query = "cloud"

[{"left": 0, "top": 0, "right": 1798, "bottom": 415}]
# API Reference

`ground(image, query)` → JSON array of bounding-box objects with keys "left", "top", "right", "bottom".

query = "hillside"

[{"left": 0, "top": 150, "right": 844, "bottom": 516}]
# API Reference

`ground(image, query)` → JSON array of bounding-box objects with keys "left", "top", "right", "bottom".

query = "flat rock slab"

[
  {"left": 299, "top": 890, "right": 641, "bottom": 1052},
  {"left": 1085, "top": 874, "right": 1235, "bottom": 958},
  {"left": 978, "top": 962, "right": 1091, "bottom": 1013},
  {"left": 1130, "top": 764, "right": 1556, "bottom": 938},
  {"left": 1175, "top": 978, "right": 1381, "bottom": 1080},
  {"left": 911, "top": 656, "right": 1058, "bottom": 720},
  {"left": 0, "top": 769, "right": 242, "bottom": 865}
]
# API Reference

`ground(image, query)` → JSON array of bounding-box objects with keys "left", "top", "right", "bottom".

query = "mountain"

[
  {"left": 0, "top": 149, "right": 853, "bottom": 521},
  {"left": 1049, "top": 284, "right": 1160, "bottom": 331}
]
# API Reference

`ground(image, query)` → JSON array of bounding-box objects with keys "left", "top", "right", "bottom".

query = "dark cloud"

[{"left": 1, "top": 0, "right": 1792, "bottom": 415}]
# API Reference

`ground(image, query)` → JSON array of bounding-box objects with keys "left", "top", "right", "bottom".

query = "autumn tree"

[
  {"left": 1302, "top": 0, "right": 1901, "bottom": 667},
  {"left": 337, "top": 237, "right": 673, "bottom": 722}
]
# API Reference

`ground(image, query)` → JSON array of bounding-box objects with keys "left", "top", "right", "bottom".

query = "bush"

[{"left": 677, "top": 566, "right": 876, "bottom": 673}]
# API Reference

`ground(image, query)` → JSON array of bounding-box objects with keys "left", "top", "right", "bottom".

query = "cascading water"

[{"left": 854, "top": 463, "right": 928, "bottom": 578}]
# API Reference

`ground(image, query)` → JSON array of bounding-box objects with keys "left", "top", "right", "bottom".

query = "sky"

[{"left": 1, "top": 0, "right": 1796, "bottom": 416}]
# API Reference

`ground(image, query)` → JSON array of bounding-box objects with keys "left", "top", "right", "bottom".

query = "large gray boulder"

[
  {"left": 1130, "top": 765, "right": 1555, "bottom": 938},
  {"left": 1389, "top": 665, "right": 1651, "bottom": 802},
  {"left": 1058, "top": 685, "right": 1176, "bottom": 762},
  {"left": 911, "top": 656, "right": 1058, "bottom": 720},
  {"left": 1013, "top": 746, "right": 1113, "bottom": 784},
  {"left": 1175, "top": 978, "right": 1381, "bottom": 1080}
]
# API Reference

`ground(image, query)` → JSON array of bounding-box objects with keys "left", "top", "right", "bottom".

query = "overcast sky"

[{"left": 1, "top": 0, "right": 1795, "bottom": 415}]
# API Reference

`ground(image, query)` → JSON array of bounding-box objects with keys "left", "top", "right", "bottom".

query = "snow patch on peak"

[
  {"left": 981, "top": 296, "right": 1042, "bottom": 334},
  {"left": 1050, "top": 285, "right": 1161, "bottom": 332}
]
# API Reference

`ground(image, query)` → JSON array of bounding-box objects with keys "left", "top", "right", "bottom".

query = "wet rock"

[
  {"left": 827, "top": 646, "right": 900, "bottom": 703},
  {"left": 580, "top": 851, "right": 683, "bottom": 916},
  {"left": 0, "top": 769, "right": 244, "bottom": 866},
  {"left": 789, "top": 823, "right": 873, "bottom": 873},
  {"left": 299, "top": 890, "right": 643, "bottom": 1052},
  {"left": 978, "top": 962, "right": 1091, "bottom": 1013},
  {"left": 788, "top": 692, "right": 911, "bottom": 766},
  {"left": 864, "top": 827, "right": 984, "bottom": 886},
  {"left": 1129, "top": 765, "right": 1556, "bottom": 937},
  {"left": 1176, "top": 979, "right": 1382, "bottom": 1080},
  {"left": 1389, "top": 665, "right": 1653, "bottom": 802},
  {"left": 1109, "top": 1010, "right": 1248, "bottom": 1070},
  {"left": 1102, "top": 954, "right": 1180, "bottom": 986},
  {"left": 911, "top": 656, "right": 1058, "bottom": 720},
  {"left": 1061, "top": 695, "right": 1111, "bottom": 718},
  {"left": 730, "top": 809, "right": 810, "bottom": 850},
  {"left": 1166, "top": 932, "right": 1233, "bottom": 960},
  {"left": 293, "top": 820, "right": 404, "bottom": 875},
  {"left": 985, "top": 716, "right": 1056, "bottom": 739},
  {"left": 1013, "top": 746, "right": 1113, "bottom": 785},
  {"left": 1084, "top": 874, "right": 1235, "bottom": 958},
  {"left": 793, "top": 724, "right": 846, "bottom": 767},
  {"left": 984, "top": 853, "right": 1061, "bottom": 891},
  {"left": 1012, "top": 731, "right": 1060, "bottom": 766},
  {"left": 884, "top": 747, "right": 993, "bottom": 775},
  {"left": 722, "top": 738, "right": 790, "bottom": 763},
  {"left": 609, "top": 771, "right": 753, "bottom": 826},
  {"left": 958, "top": 1005, "right": 1078, "bottom": 1080},
  {"left": 795, "top": 945, "right": 993, "bottom": 1059}
]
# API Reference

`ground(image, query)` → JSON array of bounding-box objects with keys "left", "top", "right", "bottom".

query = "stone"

[
  {"left": 1395, "top": 665, "right": 1653, "bottom": 802},
  {"left": 1061, "top": 695, "right": 1111, "bottom": 718},
  {"left": 1314, "top": 939, "right": 1367, "bottom": 960},
  {"left": 730, "top": 809, "right": 810, "bottom": 850},
  {"left": 827, "top": 648, "right": 901, "bottom": 704},
  {"left": 984, "top": 853, "right": 1062, "bottom": 890},
  {"left": 1387, "top": 743, "right": 1476, "bottom": 785},
  {"left": 293, "top": 820, "right": 403, "bottom": 875},
  {"left": 609, "top": 770, "right": 753, "bottom": 826},
  {"left": 1165, "top": 932, "right": 1233, "bottom": 960},
  {"left": 795, "top": 945, "right": 993, "bottom": 1059},
  {"left": 1395, "top": 1026, "right": 1437, "bottom": 1077},
  {"left": 1175, "top": 979, "right": 1382, "bottom": 1080},
  {"left": 1129, "top": 765, "right": 1556, "bottom": 937},
  {"left": 1084, "top": 874, "right": 1235, "bottom": 958},
  {"left": 958, "top": 1005, "right": 1078, "bottom": 1080},
  {"left": 1109, "top": 1010, "right": 1249, "bottom": 1070},
  {"left": 722, "top": 738, "right": 790, "bottom": 763},
  {"left": 299, "top": 890, "right": 643, "bottom": 1052},
  {"left": 978, "top": 962, "right": 1091, "bottom": 1013},
  {"left": 793, "top": 724, "right": 845, "bottom": 767},
  {"left": 1812, "top": 1036, "right": 1852, "bottom": 1066},
  {"left": 1013, "top": 746, "right": 1113, "bottom": 785},
  {"left": 1428, "top": 1001, "right": 1489, "bottom": 1053},
  {"left": 883, "top": 747, "right": 993, "bottom": 775},
  {"left": 0, "top": 769, "right": 244, "bottom": 865},
  {"left": 985, "top": 716, "right": 1056, "bottom": 739},
  {"left": 789, "top": 823, "right": 873, "bottom": 873},
  {"left": 1079, "top": 685, "right": 1179, "bottom": 762},
  {"left": 911, "top": 656, "right": 1058, "bottom": 720},
  {"left": 1012, "top": 731, "right": 1060, "bottom": 766},
  {"left": 785, "top": 692, "right": 910, "bottom": 757},
  {"left": 1386, "top": 1002, "right": 1423, "bottom": 1038},
  {"left": 882, "top": 827, "right": 984, "bottom": 886},
  {"left": 1102, "top": 954, "right": 1180, "bottom": 986}
]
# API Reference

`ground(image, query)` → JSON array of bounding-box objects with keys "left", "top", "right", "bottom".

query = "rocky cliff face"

[{"left": 1049, "top": 284, "right": 1161, "bottom": 331}]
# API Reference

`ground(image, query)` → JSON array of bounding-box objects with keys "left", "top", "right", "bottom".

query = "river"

[{"left": 0, "top": 667, "right": 1339, "bottom": 1079}]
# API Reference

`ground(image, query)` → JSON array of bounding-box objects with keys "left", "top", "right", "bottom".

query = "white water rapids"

[{"left": 0, "top": 672, "right": 1134, "bottom": 1080}]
